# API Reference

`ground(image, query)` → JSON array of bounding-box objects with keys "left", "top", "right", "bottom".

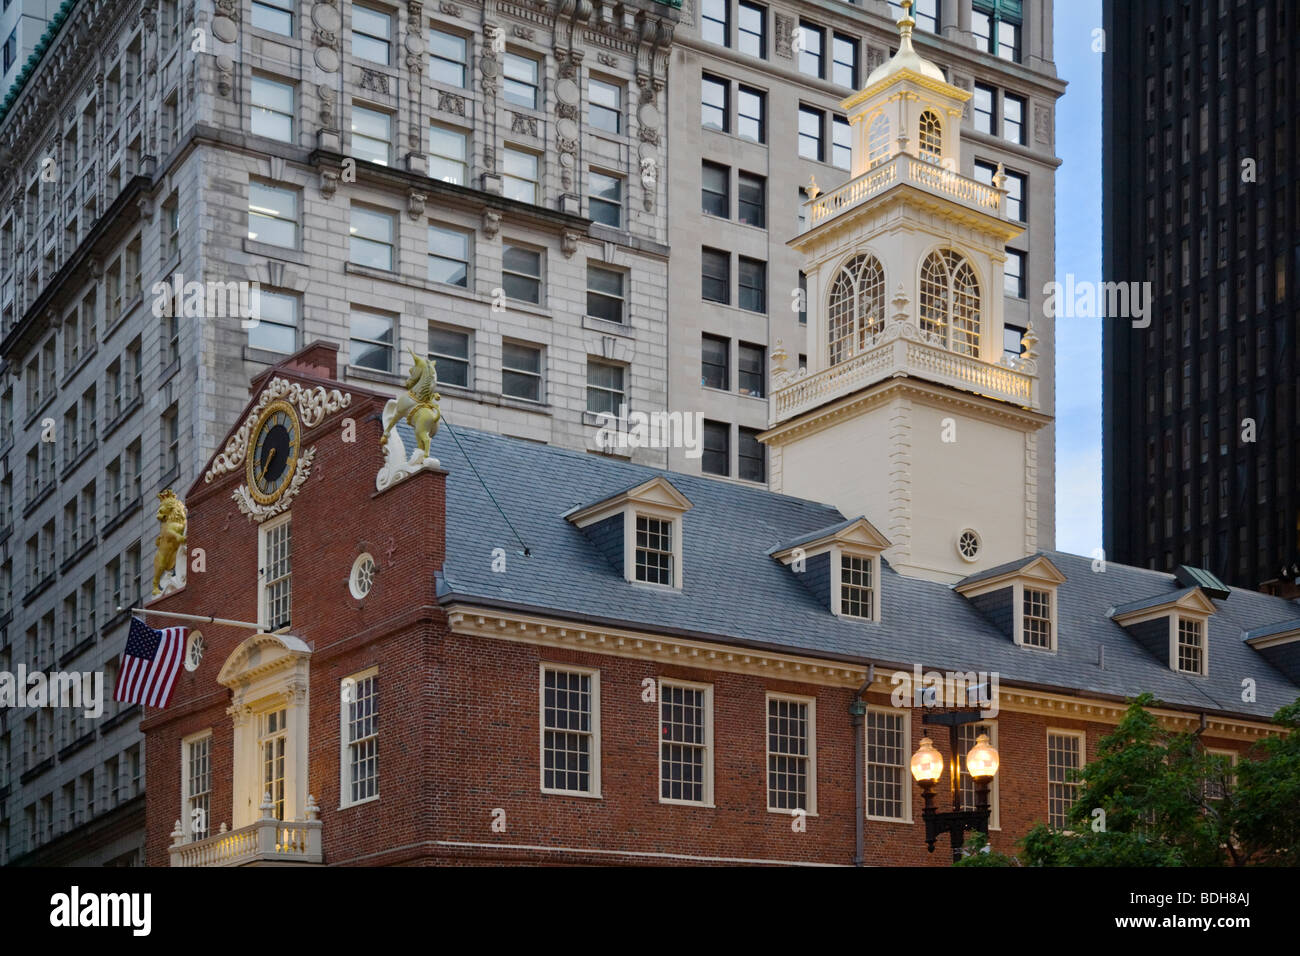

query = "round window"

[
  {"left": 184, "top": 631, "right": 205, "bottom": 673},
  {"left": 349, "top": 553, "right": 376, "bottom": 600},
  {"left": 957, "top": 529, "right": 981, "bottom": 562}
]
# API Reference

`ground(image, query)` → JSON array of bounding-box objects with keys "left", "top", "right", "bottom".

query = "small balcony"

[
  {"left": 802, "top": 152, "right": 1004, "bottom": 233},
  {"left": 770, "top": 324, "right": 1038, "bottom": 425},
  {"left": 169, "top": 794, "right": 323, "bottom": 867}
]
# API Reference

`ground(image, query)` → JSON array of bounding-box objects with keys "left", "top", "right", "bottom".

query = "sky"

[{"left": 1051, "top": 0, "right": 1103, "bottom": 556}]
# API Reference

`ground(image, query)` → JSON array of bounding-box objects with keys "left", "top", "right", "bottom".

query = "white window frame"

[
  {"left": 247, "top": 181, "right": 298, "bottom": 249},
  {"left": 502, "top": 146, "right": 539, "bottom": 204},
  {"left": 180, "top": 729, "right": 212, "bottom": 841},
  {"left": 1204, "top": 747, "right": 1237, "bottom": 799},
  {"left": 765, "top": 693, "right": 817, "bottom": 816},
  {"left": 350, "top": 4, "right": 392, "bottom": 65},
  {"left": 350, "top": 103, "right": 391, "bottom": 166},
  {"left": 864, "top": 705, "right": 911, "bottom": 823},
  {"left": 501, "top": 339, "right": 544, "bottom": 402},
  {"left": 250, "top": 74, "right": 295, "bottom": 143},
  {"left": 339, "top": 666, "right": 379, "bottom": 809},
  {"left": 429, "top": 124, "right": 469, "bottom": 185},
  {"left": 349, "top": 203, "right": 396, "bottom": 271},
  {"left": 657, "top": 678, "right": 714, "bottom": 807},
  {"left": 258, "top": 512, "right": 292, "bottom": 632},
  {"left": 538, "top": 664, "right": 602, "bottom": 798},
  {"left": 428, "top": 324, "right": 472, "bottom": 389},
  {"left": 1046, "top": 728, "right": 1085, "bottom": 830},
  {"left": 1171, "top": 613, "right": 1208, "bottom": 675},
  {"left": 1012, "top": 580, "right": 1058, "bottom": 651},
  {"left": 625, "top": 508, "right": 683, "bottom": 590},
  {"left": 831, "top": 546, "right": 881, "bottom": 623}
]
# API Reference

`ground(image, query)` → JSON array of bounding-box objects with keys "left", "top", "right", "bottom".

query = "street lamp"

[{"left": 909, "top": 710, "right": 1000, "bottom": 861}]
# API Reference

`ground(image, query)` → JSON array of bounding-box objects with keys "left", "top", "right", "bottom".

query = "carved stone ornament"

[
  {"left": 359, "top": 68, "right": 389, "bottom": 94},
  {"left": 482, "top": 208, "right": 501, "bottom": 237},
  {"left": 321, "top": 166, "right": 339, "bottom": 199},
  {"left": 439, "top": 1, "right": 462, "bottom": 15},
  {"left": 774, "top": 13, "right": 793, "bottom": 57},
  {"left": 510, "top": 112, "right": 539, "bottom": 137},
  {"left": 234, "top": 446, "right": 317, "bottom": 521},
  {"left": 407, "top": 190, "right": 426, "bottom": 219},
  {"left": 562, "top": 232, "right": 580, "bottom": 258},
  {"left": 205, "top": 377, "right": 353, "bottom": 482}
]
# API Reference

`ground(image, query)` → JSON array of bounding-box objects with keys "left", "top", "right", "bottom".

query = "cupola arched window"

[
  {"left": 918, "top": 110, "right": 943, "bottom": 163},
  {"left": 919, "top": 249, "right": 981, "bottom": 357},
  {"left": 827, "top": 254, "right": 886, "bottom": 366},
  {"left": 866, "top": 113, "right": 891, "bottom": 169}
]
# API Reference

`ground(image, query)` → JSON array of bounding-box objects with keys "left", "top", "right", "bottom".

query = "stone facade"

[{"left": 0, "top": 0, "right": 678, "bottom": 865}]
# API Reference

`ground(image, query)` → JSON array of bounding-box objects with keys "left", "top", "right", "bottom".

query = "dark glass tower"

[{"left": 1103, "top": 0, "right": 1299, "bottom": 593}]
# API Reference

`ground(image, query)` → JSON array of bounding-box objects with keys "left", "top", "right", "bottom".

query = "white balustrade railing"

[{"left": 169, "top": 794, "right": 323, "bottom": 867}]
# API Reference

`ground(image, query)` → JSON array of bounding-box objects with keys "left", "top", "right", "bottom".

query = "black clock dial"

[{"left": 257, "top": 424, "right": 291, "bottom": 488}]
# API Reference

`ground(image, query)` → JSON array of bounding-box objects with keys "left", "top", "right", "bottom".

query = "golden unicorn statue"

[
  {"left": 381, "top": 348, "right": 442, "bottom": 459},
  {"left": 152, "top": 490, "right": 188, "bottom": 595}
]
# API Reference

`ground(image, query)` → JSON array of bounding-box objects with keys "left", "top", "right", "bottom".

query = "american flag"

[{"left": 114, "top": 617, "right": 187, "bottom": 708}]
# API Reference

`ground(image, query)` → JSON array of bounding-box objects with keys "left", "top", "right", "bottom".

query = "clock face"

[{"left": 247, "top": 401, "right": 301, "bottom": 505}]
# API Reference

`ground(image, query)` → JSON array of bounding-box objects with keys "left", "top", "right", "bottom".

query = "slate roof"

[
  {"left": 416, "top": 421, "right": 1300, "bottom": 721},
  {"left": 953, "top": 553, "right": 1045, "bottom": 588},
  {"left": 1110, "top": 586, "right": 1200, "bottom": 618},
  {"left": 767, "top": 516, "right": 870, "bottom": 555},
  {"left": 1243, "top": 619, "right": 1300, "bottom": 643}
]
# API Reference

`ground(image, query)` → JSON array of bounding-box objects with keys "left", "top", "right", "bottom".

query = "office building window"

[
  {"left": 502, "top": 148, "right": 539, "bottom": 204},
  {"left": 589, "top": 170, "right": 623, "bottom": 227},
  {"left": 428, "top": 326, "right": 470, "bottom": 388},
  {"left": 738, "top": 257, "right": 766, "bottom": 313},
  {"left": 351, "top": 105, "right": 390, "bottom": 165},
  {"left": 738, "top": 427, "right": 765, "bottom": 482},
  {"left": 702, "top": 162, "right": 729, "bottom": 217},
  {"left": 502, "top": 342, "right": 543, "bottom": 402},
  {"left": 349, "top": 205, "right": 395, "bottom": 270},
  {"left": 738, "top": 1, "right": 766, "bottom": 58},
  {"left": 1004, "top": 170, "right": 1026, "bottom": 221},
  {"left": 832, "top": 116, "right": 852, "bottom": 170},
  {"left": 1003, "top": 324, "right": 1025, "bottom": 362},
  {"left": 702, "top": 75, "right": 729, "bottom": 131},
  {"left": 251, "top": 0, "right": 294, "bottom": 36},
  {"left": 502, "top": 244, "right": 542, "bottom": 303},
  {"left": 832, "top": 33, "right": 857, "bottom": 88},
  {"left": 973, "top": 83, "right": 996, "bottom": 134},
  {"left": 798, "top": 107, "right": 823, "bottom": 161},
  {"left": 247, "top": 182, "right": 298, "bottom": 248},
  {"left": 428, "top": 224, "right": 470, "bottom": 287},
  {"left": 736, "top": 86, "right": 765, "bottom": 143},
  {"left": 1005, "top": 249, "right": 1025, "bottom": 298},
  {"left": 738, "top": 342, "right": 765, "bottom": 397},
  {"left": 429, "top": 125, "right": 468, "bottom": 184},
  {"left": 701, "top": 0, "right": 728, "bottom": 46},
  {"left": 1003, "top": 93, "right": 1025, "bottom": 144},
  {"left": 586, "top": 265, "right": 625, "bottom": 324},
  {"left": 429, "top": 29, "right": 467, "bottom": 86},
  {"left": 703, "top": 419, "right": 729, "bottom": 476},
  {"left": 250, "top": 75, "right": 294, "bottom": 142},
  {"left": 249, "top": 290, "right": 298, "bottom": 354},
  {"left": 702, "top": 333, "right": 729, "bottom": 390},
  {"left": 701, "top": 248, "right": 730, "bottom": 304},
  {"left": 798, "top": 21, "right": 824, "bottom": 78},
  {"left": 586, "top": 360, "right": 625, "bottom": 415},
  {"left": 589, "top": 78, "right": 622, "bottom": 134},
  {"left": 351, "top": 5, "right": 391, "bottom": 64},
  {"left": 503, "top": 52, "right": 540, "bottom": 109},
  {"left": 349, "top": 309, "right": 395, "bottom": 372},
  {"left": 737, "top": 171, "right": 764, "bottom": 227}
]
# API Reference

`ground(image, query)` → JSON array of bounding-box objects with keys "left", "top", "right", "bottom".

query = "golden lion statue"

[
  {"left": 381, "top": 348, "right": 442, "bottom": 459},
  {"left": 152, "top": 490, "right": 187, "bottom": 595}
]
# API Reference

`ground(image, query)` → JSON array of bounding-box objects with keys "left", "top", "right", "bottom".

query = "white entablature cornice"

[{"left": 443, "top": 604, "right": 1282, "bottom": 741}]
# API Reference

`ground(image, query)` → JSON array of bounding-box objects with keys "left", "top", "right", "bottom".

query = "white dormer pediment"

[{"left": 565, "top": 475, "right": 693, "bottom": 528}]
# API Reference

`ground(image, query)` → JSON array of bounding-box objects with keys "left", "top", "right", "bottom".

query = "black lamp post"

[{"left": 909, "top": 709, "right": 999, "bottom": 862}]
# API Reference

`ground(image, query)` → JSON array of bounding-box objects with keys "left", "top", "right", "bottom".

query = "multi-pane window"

[
  {"left": 588, "top": 170, "right": 622, "bottom": 227},
  {"left": 502, "top": 148, "right": 539, "bottom": 204},
  {"left": 1022, "top": 587, "right": 1052, "bottom": 648},
  {"left": 635, "top": 515, "right": 674, "bottom": 585},
  {"left": 919, "top": 249, "right": 981, "bottom": 356},
  {"left": 251, "top": 0, "right": 293, "bottom": 36},
  {"left": 586, "top": 265, "right": 625, "bottom": 323},
  {"left": 344, "top": 671, "right": 378, "bottom": 805},
  {"left": 738, "top": 427, "right": 765, "bottom": 483},
  {"left": 957, "top": 721, "right": 997, "bottom": 822},
  {"left": 701, "top": 75, "right": 728, "bottom": 131},
  {"left": 588, "top": 78, "right": 622, "bottom": 134},
  {"left": 737, "top": 171, "right": 765, "bottom": 227},
  {"left": 1004, "top": 249, "right": 1026, "bottom": 298},
  {"left": 701, "top": 0, "right": 728, "bottom": 46},
  {"left": 429, "top": 125, "right": 468, "bottom": 184},
  {"left": 738, "top": 1, "right": 766, "bottom": 58},
  {"left": 502, "top": 244, "right": 542, "bottom": 303},
  {"left": 702, "top": 161, "right": 729, "bottom": 217},
  {"left": 250, "top": 76, "right": 294, "bottom": 142},
  {"left": 1003, "top": 170, "right": 1026, "bottom": 222},
  {"left": 351, "top": 6, "right": 391, "bottom": 64},
  {"left": 349, "top": 309, "right": 394, "bottom": 372},
  {"left": 738, "top": 342, "right": 765, "bottom": 397},
  {"left": 1177, "top": 617, "right": 1204, "bottom": 674},
  {"left": 827, "top": 254, "right": 885, "bottom": 365},
  {"left": 841, "top": 554, "right": 873, "bottom": 619},
  {"left": 798, "top": 106, "right": 823, "bottom": 161},
  {"left": 866, "top": 113, "right": 891, "bottom": 168},
  {"left": 428, "top": 223, "right": 470, "bottom": 287},
  {"left": 1047, "top": 731, "right": 1082, "bottom": 828},
  {"left": 832, "top": 116, "right": 852, "bottom": 170},
  {"left": 918, "top": 109, "right": 943, "bottom": 162},
  {"left": 184, "top": 733, "right": 211, "bottom": 841},
  {"left": 502, "top": 342, "right": 543, "bottom": 402},
  {"left": 244, "top": 180, "right": 295, "bottom": 247},
  {"left": 351, "top": 105, "right": 390, "bottom": 165},
  {"left": 767, "top": 697, "right": 813, "bottom": 812},
  {"left": 542, "top": 668, "right": 598, "bottom": 794},
  {"left": 701, "top": 333, "right": 729, "bottom": 390},
  {"left": 349, "top": 205, "right": 395, "bottom": 270},
  {"left": 701, "top": 247, "right": 730, "bottom": 304},
  {"left": 973, "top": 83, "right": 996, "bottom": 134},
  {"left": 428, "top": 326, "right": 470, "bottom": 388},
  {"left": 586, "top": 360, "right": 625, "bottom": 415},
  {"left": 260, "top": 708, "right": 288, "bottom": 820},
  {"left": 1003, "top": 93, "right": 1025, "bottom": 144},
  {"left": 249, "top": 290, "right": 298, "bottom": 353},
  {"left": 503, "top": 52, "right": 540, "bottom": 110},
  {"left": 702, "top": 419, "right": 729, "bottom": 476},
  {"left": 262, "top": 517, "right": 291, "bottom": 630},
  {"left": 866, "top": 709, "right": 906, "bottom": 820},
  {"left": 736, "top": 86, "right": 765, "bottom": 142},
  {"left": 888, "top": 0, "right": 938, "bottom": 31},
  {"left": 429, "top": 29, "right": 467, "bottom": 87},
  {"left": 832, "top": 33, "right": 857, "bottom": 88},
  {"left": 738, "top": 256, "right": 766, "bottom": 313},
  {"left": 972, "top": 1, "right": 1020, "bottom": 61},
  {"left": 660, "top": 682, "right": 710, "bottom": 803},
  {"left": 798, "top": 21, "right": 824, "bottom": 78}
]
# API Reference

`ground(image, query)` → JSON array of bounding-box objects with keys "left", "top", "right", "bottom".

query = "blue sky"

[{"left": 1051, "top": 0, "right": 1103, "bottom": 555}]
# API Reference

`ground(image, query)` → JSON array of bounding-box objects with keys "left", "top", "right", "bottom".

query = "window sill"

[
  {"left": 22, "top": 482, "right": 57, "bottom": 518},
  {"left": 61, "top": 346, "right": 100, "bottom": 387},
  {"left": 338, "top": 795, "right": 380, "bottom": 811},
  {"left": 582, "top": 314, "right": 633, "bottom": 337},
  {"left": 248, "top": 25, "right": 304, "bottom": 50},
  {"left": 865, "top": 815, "right": 914, "bottom": 825},
  {"left": 59, "top": 538, "right": 99, "bottom": 576},
  {"left": 499, "top": 298, "right": 552, "bottom": 320},
  {"left": 61, "top": 439, "right": 98, "bottom": 480},
  {"left": 242, "top": 344, "right": 295, "bottom": 366},
  {"left": 658, "top": 799, "right": 716, "bottom": 809},
  {"left": 242, "top": 237, "right": 307, "bottom": 266},
  {"left": 344, "top": 261, "right": 403, "bottom": 284},
  {"left": 23, "top": 391, "right": 56, "bottom": 430},
  {"left": 346, "top": 364, "right": 404, "bottom": 387},
  {"left": 103, "top": 394, "right": 144, "bottom": 441},
  {"left": 103, "top": 500, "right": 141, "bottom": 537},
  {"left": 158, "top": 358, "right": 180, "bottom": 389},
  {"left": 60, "top": 634, "right": 98, "bottom": 668},
  {"left": 22, "top": 573, "right": 56, "bottom": 607},
  {"left": 159, "top": 464, "right": 181, "bottom": 490},
  {"left": 540, "top": 788, "right": 603, "bottom": 800},
  {"left": 766, "top": 807, "right": 819, "bottom": 818}
]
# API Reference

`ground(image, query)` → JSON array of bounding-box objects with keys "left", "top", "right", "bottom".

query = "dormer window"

[
  {"left": 956, "top": 554, "right": 1065, "bottom": 652},
  {"left": 634, "top": 515, "right": 673, "bottom": 586},
  {"left": 840, "top": 553, "right": 875, "bottom": 620},
  {"left": 1175, "top": 616, "right": 1205, "bottom": 674},
  {"left": 1022, "top": 587, "right": 1053, "bottom": 648},
  {"left": 771, "top": 516, "right": 890, "bottom": 623},
  {"left": 566, "top": 476, "right": 692, "bottom": 590}
]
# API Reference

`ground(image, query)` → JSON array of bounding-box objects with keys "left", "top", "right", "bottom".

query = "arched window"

[
  {"left": 919, "top": 249, "right": 981, "bottom": 357},
  {"left": 918, "top": 110, "right": 943, "bottom": 163},
  {"left": 827, "top": 254, "right": 886, "bottom": 366},
  {"left": 866, "top": 113, "right": 891, "bottom": 169}
]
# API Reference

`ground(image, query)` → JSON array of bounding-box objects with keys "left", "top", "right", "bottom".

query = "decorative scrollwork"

[{"left": 205, "top": 378, "right": 351, "bottom": 482}]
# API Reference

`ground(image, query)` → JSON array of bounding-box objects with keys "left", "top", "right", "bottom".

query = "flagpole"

[{"left": 123, "top": 607, "right": 266, "bottom": 630}]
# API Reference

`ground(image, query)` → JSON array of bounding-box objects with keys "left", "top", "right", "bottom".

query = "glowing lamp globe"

[
  {"left": 965, "top": 733, "right": 1000, "bottom": 780},
  {"left": 910, "top": 737, "right": 943, "bottom": 783}
]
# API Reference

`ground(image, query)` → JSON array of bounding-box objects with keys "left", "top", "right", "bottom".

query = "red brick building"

[{"left": 139, "top": 341, "right": 1300, "bottom": 866}]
